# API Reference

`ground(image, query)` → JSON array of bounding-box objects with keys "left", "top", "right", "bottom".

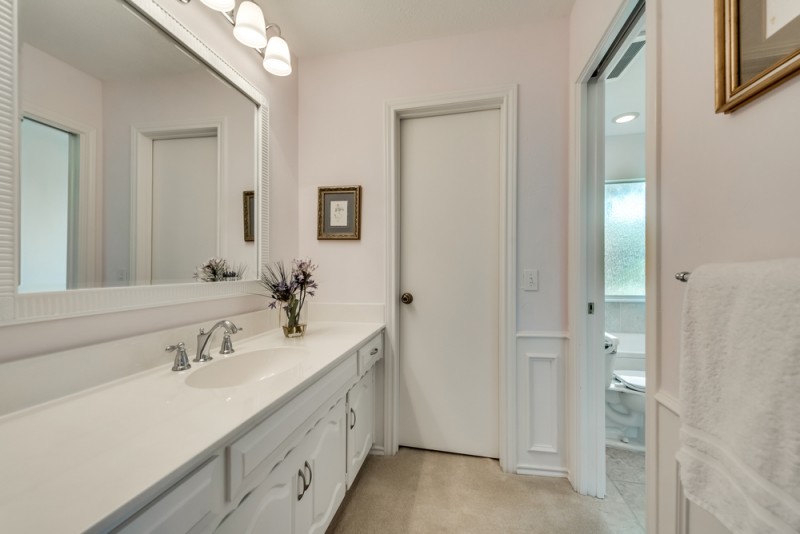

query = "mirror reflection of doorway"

[
  {"left": 19, "top": 117, "right": 79, "bottom": 293},
  {"left": 150, "top": 135, "right": 218, "bottom": 285}
]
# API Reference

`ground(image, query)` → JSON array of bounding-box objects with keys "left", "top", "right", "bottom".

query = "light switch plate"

[{"left": 523, "top": 269, "right": 538, "bottom": 291}]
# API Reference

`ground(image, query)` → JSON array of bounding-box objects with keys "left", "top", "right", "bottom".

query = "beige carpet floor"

[{"left": 328, "top": 447, "right": 644, "bottom": 534}]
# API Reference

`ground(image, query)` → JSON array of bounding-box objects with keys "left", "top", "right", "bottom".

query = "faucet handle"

[
  {"left": 220, "top": 332, "right": 235, "bottom": 355},
  {"left": 166, "top": 342, "right": 191, "bottom": 372}
]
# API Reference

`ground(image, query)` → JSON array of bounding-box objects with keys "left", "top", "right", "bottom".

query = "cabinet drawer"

[
  {"left": 117, "top": 456, "right": 221, "bottom": 534},
  {"left": 357, "top": 333, "right": 383, "bottom": 376}
]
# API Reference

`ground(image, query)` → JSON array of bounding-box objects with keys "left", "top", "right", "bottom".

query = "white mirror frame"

[{"left": 0, "top": 0, "right": 269, "bottom": 324}]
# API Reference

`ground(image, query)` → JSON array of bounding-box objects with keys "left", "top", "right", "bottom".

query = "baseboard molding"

[
  {"left": 369, "top": 445, "right": 386, "bottom": 456},
  {"left": 516, "top": 464, "right": 569, "bottom": 478}
]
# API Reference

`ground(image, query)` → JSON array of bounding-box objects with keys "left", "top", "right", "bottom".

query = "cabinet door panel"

[
  {"left": 307, "top": 398, "right": 347, "bottom": 534},
  {"left": 214, "top": 453, "right": 298, "bottom": 534},
  {"left": 347, "top": 369, "right": 375, "bottom": 488}
]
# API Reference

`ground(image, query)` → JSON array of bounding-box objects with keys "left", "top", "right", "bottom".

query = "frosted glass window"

[{"left": 605, "top": 181, "right": 645, "bottom": 297}]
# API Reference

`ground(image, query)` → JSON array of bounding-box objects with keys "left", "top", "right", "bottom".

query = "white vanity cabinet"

[{"left": 89, "top": 327, "right": 384, "bottom": 534}]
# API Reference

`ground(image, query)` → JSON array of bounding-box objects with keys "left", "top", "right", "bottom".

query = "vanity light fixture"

[
  {"left": 185, "top": 0, "right": 292, "bottom": 76},
  {"left": 233, "top": 1, "right": 267, "bottom": 49},
  {"left": 263, "top": 30, "right": 292, "bottom": 76},
  {"left": 612, "top": 112, "right": 639, "bottom": 124},
  {"left": 199, "top": 0, "right": 235, "bottom": 11}
]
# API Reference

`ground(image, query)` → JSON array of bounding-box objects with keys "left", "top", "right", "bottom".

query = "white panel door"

[
  {"left": 399, "top": 109, "right": 500, "bottom": 458},
  {"left": 151, "top": 136, "right": 217, "bottom": 284}
]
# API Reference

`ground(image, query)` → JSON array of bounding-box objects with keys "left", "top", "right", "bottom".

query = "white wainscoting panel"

[
  {"left": 527, "top": 353, "right": 558, "bottom": 453},
  {"left": 515, "top": 333, "right": 566, "bottom": 477}
]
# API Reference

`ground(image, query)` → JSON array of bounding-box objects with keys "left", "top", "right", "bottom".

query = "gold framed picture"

[
  {"left": 317, "top": 186, "right": 361, "bottom": 240},
  {"left": 243, "top": 190, "right": 254, "bottom": 242},
  {"left": 716, "top": 0, "right": 800, "bottom": 113}
]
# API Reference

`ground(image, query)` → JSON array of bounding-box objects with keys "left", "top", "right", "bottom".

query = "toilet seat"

[{"left": 613, "top": 370, "right": 645, "bottom": 393}]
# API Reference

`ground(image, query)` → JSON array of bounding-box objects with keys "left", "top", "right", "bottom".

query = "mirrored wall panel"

[{"left": 18, "top": 0, "right": 259, "bottom": 292}]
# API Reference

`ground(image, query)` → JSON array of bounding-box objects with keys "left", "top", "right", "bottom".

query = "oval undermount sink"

[{"left": 185, "top": 347, "right": 307, "bottom": 389}]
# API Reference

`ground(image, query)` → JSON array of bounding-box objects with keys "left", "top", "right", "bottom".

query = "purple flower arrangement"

[{"left": 260, "top": 258, "right": 318, "bottom": 332}]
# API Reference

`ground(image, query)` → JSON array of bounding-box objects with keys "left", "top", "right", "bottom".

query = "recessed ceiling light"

[{"left": 613, "top": 112, "right": 639, "bottom": 124}]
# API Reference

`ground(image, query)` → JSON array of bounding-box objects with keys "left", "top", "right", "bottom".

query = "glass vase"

[{"left": 278, "top": 298, "right": 307, "bottom": 338}]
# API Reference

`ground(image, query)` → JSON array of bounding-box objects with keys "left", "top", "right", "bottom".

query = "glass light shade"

[
  {"left": 263, "top": 36, "right": 292, "bottom": 76},
  {"left": 199, "top": 0, "right": 235, "bottom": 12},
  {"left": 233, "top": 1, "right": 267, "bottom": 49}
]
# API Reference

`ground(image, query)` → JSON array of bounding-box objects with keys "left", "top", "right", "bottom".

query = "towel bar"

[{"left": 675, "top": 271, "right": 691, "bottom": 282}]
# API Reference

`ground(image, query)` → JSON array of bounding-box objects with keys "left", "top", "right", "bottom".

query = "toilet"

[{"left": 604, "top": 333, "right": 646, "bottom": 450}]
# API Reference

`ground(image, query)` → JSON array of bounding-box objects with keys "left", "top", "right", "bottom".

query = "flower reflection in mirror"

[{"left": 195, "top": 257, "right": 246, "bottom": 282}]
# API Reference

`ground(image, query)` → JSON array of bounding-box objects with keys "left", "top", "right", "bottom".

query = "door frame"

[{"left": 384, "top": 86, "right": 518, "bottom": 471}]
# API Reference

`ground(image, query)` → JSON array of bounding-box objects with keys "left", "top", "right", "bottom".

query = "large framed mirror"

[{"left": 0, "top": 0, "right": 269, "bottom": 323}]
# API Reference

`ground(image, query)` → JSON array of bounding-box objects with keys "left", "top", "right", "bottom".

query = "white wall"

[
  {"left": 606, "top": 133, "right": 645, "bottom": 181},
  {"left": 571, "top": 0, "right": 800, "bottom": 531},
  {"left": 658, "top": 3, "right": 800, "bottom": 530},
  {"left": 298, "top": 20, "right": 570, "bottom": 333},
  {"left": 1, "top": 1, "right": 298, "bottom": 362},
  {"left": 298, "top": 19, "right": 571, "bottom": 474}
]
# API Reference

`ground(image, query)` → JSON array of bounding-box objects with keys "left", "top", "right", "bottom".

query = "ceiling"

[
  {"left": 605, "top": 43, "right": 645, "bottom": 136},
  {"left": 20, "top": 0, "right": 201, "bottom": 82},
  {"left": 255, "top": 0, "right": 577, "bottom": 58}
]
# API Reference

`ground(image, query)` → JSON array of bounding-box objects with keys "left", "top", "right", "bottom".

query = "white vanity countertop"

[{"left": 0, "top": 321, "right": 384, "bottom": 533}]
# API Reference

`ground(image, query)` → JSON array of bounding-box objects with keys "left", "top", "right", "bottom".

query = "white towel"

[{"left": 677, "top": 258, "right": 800, "bottom": 534}]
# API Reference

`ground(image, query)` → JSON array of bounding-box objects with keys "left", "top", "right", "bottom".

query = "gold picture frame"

[
  {"left": 243, "top": 190, "right": 254, "bottom": 242},
  {"left": 716, "top": 0, "right": 800, "bottom": 113},
  {"left": 317, "top": 186, "right": 361, "bottom": 240}
]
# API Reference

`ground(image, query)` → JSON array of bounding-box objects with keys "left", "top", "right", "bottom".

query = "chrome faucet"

[{"left": 195, "top": 320, "right": 242, "bottom": 362}]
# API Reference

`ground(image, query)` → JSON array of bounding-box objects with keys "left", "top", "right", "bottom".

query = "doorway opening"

[
  {"left": 598, "top": 11, "right": 647, "bottom": 521},
  {"left": 131, "top": 124, "right": 221, "bottom": 286},
  {"left": 569, "top": 0, "right": 647, "bottom": 504},
  {"left": 591, "top": 4, "right": 647, "bottom": 507},
  {"left": 17, "top": 116, "right": 96, "bottom": 293}
]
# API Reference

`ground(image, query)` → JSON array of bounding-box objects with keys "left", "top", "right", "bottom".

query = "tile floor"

[
  {"left": 328, "top": 447, "right": 646, "bottom": 533},
  {"left": 605, "top": 447, "right": 646, "bottom": 529}
]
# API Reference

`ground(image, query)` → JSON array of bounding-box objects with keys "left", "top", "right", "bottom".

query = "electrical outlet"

[{"left": 523, "top": 269, "right": 538, "bottom": 291}]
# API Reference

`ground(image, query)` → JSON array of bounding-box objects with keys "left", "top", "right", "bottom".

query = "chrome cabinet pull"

[
  {"left": 303, "top": 461, "right": 312, "bottom": 492},
  {"left": 350, "top": 408, "right": 357, "bottom": 430},
  {"left": 297, "top": 469, "right": 306, "bottom": 500}
]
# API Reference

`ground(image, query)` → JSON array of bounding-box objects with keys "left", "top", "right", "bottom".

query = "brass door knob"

[{"left": 401, "top": 293, "right": 414, "bottom": 304}]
